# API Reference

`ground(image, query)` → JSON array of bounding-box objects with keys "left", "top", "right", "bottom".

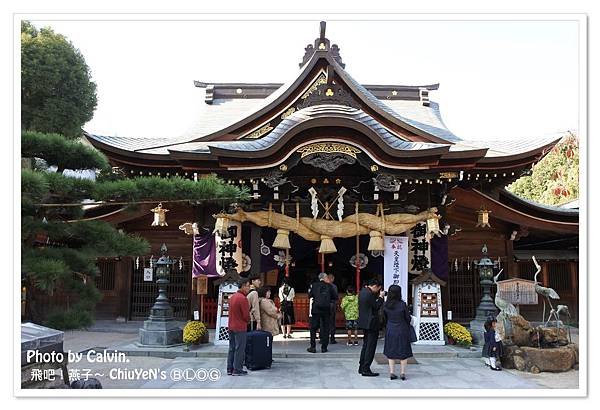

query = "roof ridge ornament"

[{"left": 299, "top": 21, "right": 345, "bottom": 69}]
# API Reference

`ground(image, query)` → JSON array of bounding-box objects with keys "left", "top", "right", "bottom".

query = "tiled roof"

[{"left": 162, "top": 104, "right": 449, "bottom": 155}]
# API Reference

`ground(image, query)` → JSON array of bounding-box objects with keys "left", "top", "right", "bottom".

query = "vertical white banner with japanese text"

[
  {"left": 383, "top": 236, "right": 409, "bottom": 302},
  {"left": 215, "top": 220, "right": 242, "bottom": 276}
]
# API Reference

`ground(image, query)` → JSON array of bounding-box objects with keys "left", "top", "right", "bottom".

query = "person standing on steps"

[
  {"left": 307, "top": 272, "right": 337, "bottom": 353},
  {"left": 357, "top": 278, "right": 384, "bottom": 377},
  {"left": 327, "top": 273, "right": 339, "bottom": 344},
  {"left": 383, "top": 285, "right": 414, "bottom": 381},
  {"left": 227, "top": 278, "right": 251, "bottom": 376},
  {"left": 246, "top": 274, "right": 262, "bottom": 331},
  {"left": 278, "top": 278, "right": 296, "bottom": 338}
]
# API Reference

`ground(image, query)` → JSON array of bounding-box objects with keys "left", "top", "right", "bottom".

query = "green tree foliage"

[
  {"left": 21, "top": 21, "right": 97, "bottom": 138},
  {"left": 22, "top": 131, "right": 110, "bottom": 171},
  {"left": 21, "top": 23, "right": 248, "bottom": 329},
  {"left": 507, "top": 132, "right": 579, "bottom": 206},
  {"left": 22, "top": 136, "right": 247, "bottom": 328}
]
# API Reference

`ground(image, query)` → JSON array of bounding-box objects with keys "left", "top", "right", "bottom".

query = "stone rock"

[
  {"left": 520, "top": 346, "right": 576, "bottom": 372},
  {"left": 513, "top": 355, "right": 526, "bottom": 371},
  {"left": 496, "top": 314, "right": 533, "bottom": 346},
  {"left": 531, "top": 326, "right": 569, "bottom": 347},
  {"left": 501, "top": 344, "right": 578, "bottom": 373}
]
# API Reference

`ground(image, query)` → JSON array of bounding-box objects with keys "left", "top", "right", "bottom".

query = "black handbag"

[{"left": 407, "top": 313, "right": 417, "bottom": 343}]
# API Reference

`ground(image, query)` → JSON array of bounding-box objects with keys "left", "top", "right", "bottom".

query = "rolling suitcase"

[{"left": 245, "top": 330, "right": 273, "bottom": 370}]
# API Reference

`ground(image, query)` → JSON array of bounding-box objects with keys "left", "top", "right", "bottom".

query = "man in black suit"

[{"left": 357, "top": 278, "right": 384, "bottom": 376}]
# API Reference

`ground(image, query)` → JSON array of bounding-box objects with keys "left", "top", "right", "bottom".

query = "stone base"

[
  {"left": 501, "top": 343, "right": 578, "bottom": 373},
  {"left": 139, "top": 326, "right": 183, "bottom": 346},
  {"left": 468, "top": 318, "right": 488, "bottom": 345}
]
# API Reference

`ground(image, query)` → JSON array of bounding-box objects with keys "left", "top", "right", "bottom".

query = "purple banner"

[
  {"left": 430, "top": 235, "right": 449, "bottom": 280},
  {"left": 192, "top": 231, "right": 219, "bottom": 278}
]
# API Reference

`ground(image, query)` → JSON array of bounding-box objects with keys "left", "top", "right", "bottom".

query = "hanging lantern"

[
  {"left": 319, "top": 234, "right": 337, "bottom": 254},
  {"left": 213, "top": 216, "right": 230, "bottom": 236},
  {"left": 150, "top": 203, "right": 170, "bottom": 226},
  {"left": 273, "top": 229, "right": 291, "bottom": 249},
  {"left": 476, "top": 206, "right": 492, "bottom": 228}
]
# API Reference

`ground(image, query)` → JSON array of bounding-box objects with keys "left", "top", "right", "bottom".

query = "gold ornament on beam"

[
  {"left": 150, "top": 203, "right": 169, "bottom": 227},
  {"left": 476, "top": 206, "right": 492, "bottom": 228}
]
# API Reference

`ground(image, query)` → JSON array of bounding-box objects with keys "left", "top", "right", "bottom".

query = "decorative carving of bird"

[
  {"left": 493, "top": 269, "right": 519, "bottom": 318},
  {"left": 532, "top": 256, "right": 560, "bottom": 323},
  {"left": 556, "top": 304, "right": 573, "bottom": 343}
]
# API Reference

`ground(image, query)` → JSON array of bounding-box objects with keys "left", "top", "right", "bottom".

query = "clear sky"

[{"left": 30, "top": 18, "right": 580, "bottom": 142}]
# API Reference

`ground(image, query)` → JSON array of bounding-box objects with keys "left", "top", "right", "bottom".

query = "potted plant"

[
  {"left": 183, "top": 320, "right": 208, "bottom": 351},
  {"left": 443, "top": 322, "right": 473, "bottom": 347}
]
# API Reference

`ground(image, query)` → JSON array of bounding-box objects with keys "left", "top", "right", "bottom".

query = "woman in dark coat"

[{"left": 383, "top": 285, "right": 413, "bottom": 380}]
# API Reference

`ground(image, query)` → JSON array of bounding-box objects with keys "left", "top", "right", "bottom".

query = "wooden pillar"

[
  {"left": 569, "top": 261, "right": 578, "bottom": 307},
  {"left": 250, "top": 223, "right": 262, "bottom": 277},
  {"left": 542, "top": 261, "right": 549, "bottom": 287},
  {"left": 505, "top": 239, "right": 516, "bottom": 278}
]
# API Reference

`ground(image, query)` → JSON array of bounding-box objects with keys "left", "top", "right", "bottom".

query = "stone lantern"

[
  {"left": 469, "top": 244, "right": 499, "bottom": 345},
  {"left": 139, "top": 243, "right": 183, "bottom": 346}
]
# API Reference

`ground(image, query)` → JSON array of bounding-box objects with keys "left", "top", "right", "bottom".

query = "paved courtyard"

[{"left": 50, "top": 328, "right": 579, "bottom": 390}]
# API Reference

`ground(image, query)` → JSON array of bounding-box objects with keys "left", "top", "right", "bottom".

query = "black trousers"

[
  {"left": 330, "top": 303, "right": 337, "bottom": 340},
  {"left": 310, "top": 308, "right": 331, "bottom": 349},
  {"left": 359, "top": 329, "right": 379, "bottom": 373}
]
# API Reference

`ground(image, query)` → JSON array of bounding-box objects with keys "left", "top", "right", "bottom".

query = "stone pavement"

[{"left": 57, "top": 328, "right": 578, "bottom": 390}]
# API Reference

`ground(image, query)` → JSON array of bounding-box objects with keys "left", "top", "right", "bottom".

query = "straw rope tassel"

[
  {"left": 368, "top": 203, "right": 385, "bottom": 251},
  {"left": 273, "top": 202, "right": 291, "bottom": 249}
]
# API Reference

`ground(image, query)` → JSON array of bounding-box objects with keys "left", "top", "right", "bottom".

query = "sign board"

[
  {"left": 143, "top": 268, "right": 153, "bottom": 282},
  {"left": 196, "top": 275, "right": 208, "bottom": 295},
  {"left": 383, "top": 236, "right": 409, "bottom": 301},
  {"left": 497, "top": 278, "right": 538, "bottom": 305},
  {"left": 265, "top": 269, "right": 278, "bottom": 286},
  {"left": 412, "top": 281, "right": 445, "bottom": 345}
]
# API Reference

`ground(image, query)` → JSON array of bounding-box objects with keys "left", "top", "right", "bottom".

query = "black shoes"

[
  {"left": 361, "top": 371, "right": 379, "bottom": 377},
  {"left": 330, "top": 339, "right": 337, "bottom": 344},
  {"left": 490, "top": 366, "right": 502, "bottom": 371},
  {"left": 231, "top": 370, "right": 248, "bottom": 376},
  {"left": 307, "top": 347, "right": 317, "bottom": 353},
  {"left": 390, "top": 373, "right": 398, "bottom": 380},
  {"left": 321, "top": 347, "right": 328, "bottom": 353},
  {"left": 400, "top": 374, "right": 406, "bottom": 380}
]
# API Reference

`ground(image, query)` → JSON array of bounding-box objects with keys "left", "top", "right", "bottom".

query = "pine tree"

[{"left": 20, "top": 22, "right": 248, "bottom": 329}]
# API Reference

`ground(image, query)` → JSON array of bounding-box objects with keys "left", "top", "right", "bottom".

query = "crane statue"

[
  {"left": 532, "top": 256, "right": 560, "bottom": 324},
  {"left": 492, "top": 269, "right": 519, "bottom": 318},
  {"left": 556, "top": 304, "right": 572, "bottom": 343}
]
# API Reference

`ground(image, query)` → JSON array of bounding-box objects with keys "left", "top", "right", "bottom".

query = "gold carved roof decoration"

[
  {"left": 244, "top": 123, "right": 274, "bottom": 139},
  {"left": 297, "top": 142, "right": 362, "bottom": 159},
  {"left": 300, "top": 72, "right": 327, "bottom": 100}
]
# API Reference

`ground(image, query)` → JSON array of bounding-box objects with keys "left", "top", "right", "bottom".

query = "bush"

[
  {"left": 45, "top": 308, "right": 94, "bottom": 330},
  {"left": 183, "top": 321, "right": 207, "bottom": 345},
  {"left": 443, "top": 322, "right": 473, "bottom": 346}
]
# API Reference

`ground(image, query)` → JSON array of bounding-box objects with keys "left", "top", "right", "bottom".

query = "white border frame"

[{"left": 12, "top": 12, "right": 587, "bottom": 398}]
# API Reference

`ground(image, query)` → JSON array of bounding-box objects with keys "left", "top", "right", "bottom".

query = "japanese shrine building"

[{"left": 84, "top": 22, "right": 579, "bottom": 326}]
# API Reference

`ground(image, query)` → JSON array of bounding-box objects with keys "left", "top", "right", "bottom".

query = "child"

[
  {"left": 340, "top": 285, "right": 359, "bottom": 346},
  {"left": 482, "top": 318, "right": 504, "bottom": 371}
]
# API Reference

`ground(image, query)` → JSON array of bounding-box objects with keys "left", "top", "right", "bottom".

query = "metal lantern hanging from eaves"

[{"left": 476, "top": 206, "right": 492, "bottom": 228}]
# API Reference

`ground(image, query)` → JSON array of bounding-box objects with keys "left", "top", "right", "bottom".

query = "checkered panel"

[
  {"left": 418, "top": 322, "right": 441, "bottom": 341},
  {"left": 218, "top": 326, "right": 230, "bottom": 341}
]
